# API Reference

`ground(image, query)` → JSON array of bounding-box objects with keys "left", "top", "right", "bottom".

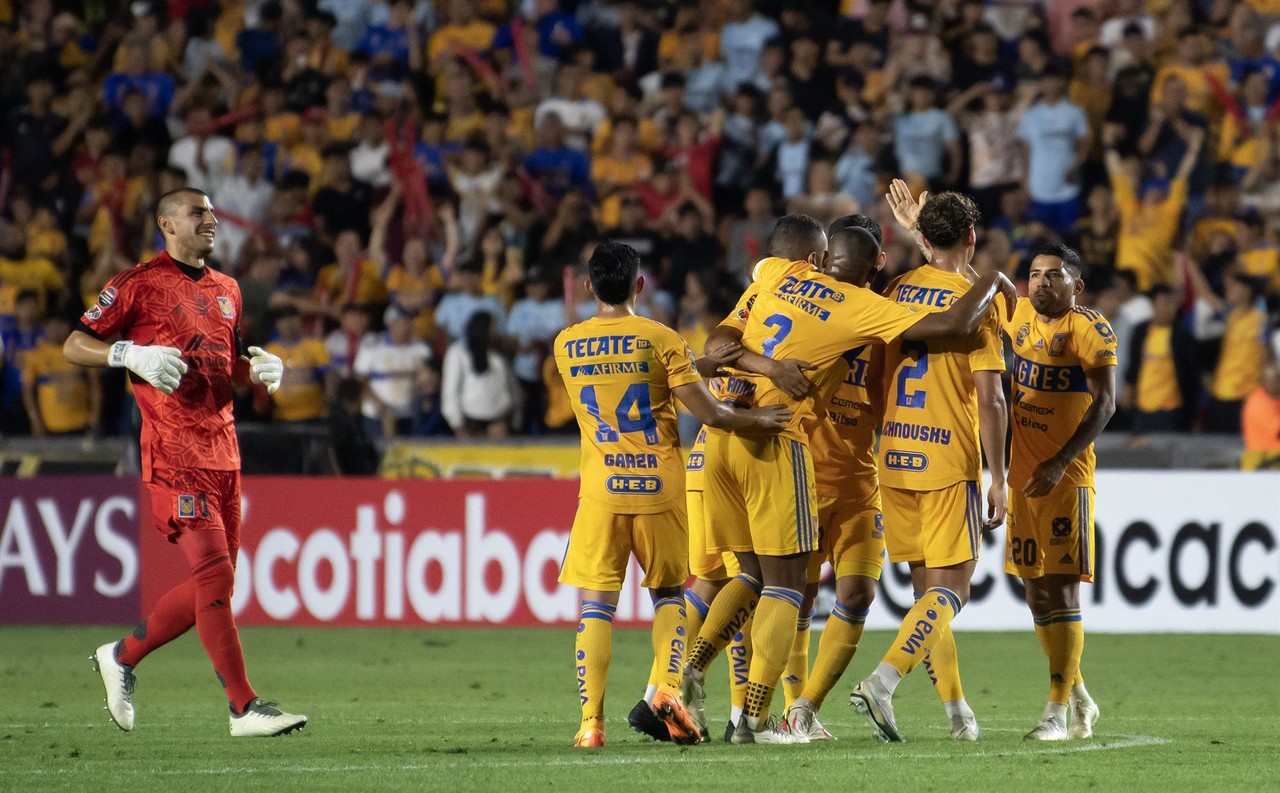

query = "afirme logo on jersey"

[
  {"left": 605, "top": 475, "right": 662, "bottom": 494},
  {"left": 884, "top": 451, "right": 928, "bottom": 471}
]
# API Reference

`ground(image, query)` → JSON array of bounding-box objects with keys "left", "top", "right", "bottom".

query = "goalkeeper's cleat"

[
  {"left": 679, "top": 663, "right": 708, "bottom": 738},
  {"left": 92, "top": 641, "right": 136, "bottom": 732},
  {"left": 1025, "top": 714, "right": 1069, "bottom": 741},
  {"left": 730, "top": 714, "right": 809, "bottom": 745},
  {"left": 573, "top": 720, "right": 605, "bottom": 748},
  {"left": 785, "top": 702, "right": 834, "bottom": 741},
  {"left": 229, "top": 698, "right": 307, "bottom": 737},
  {"left": 723, "top": 720, "right": 736, "bottom": 743},
  {"left": 850, "top": 678, "right": 903, "bottom": 743},
  {"left": 651, "top": 690, "right": 702, "bottom": 745},
  {"left": 950, "top": 714, "right": 980, "bottom": 742},
  {"left": 626, "top": 699, "right": 671, "bottom": 742},
  {"left": 1068, "top": 696, "right": 1100, "bottom": 740}
]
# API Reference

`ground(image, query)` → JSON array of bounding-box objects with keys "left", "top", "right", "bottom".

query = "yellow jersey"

[
  {"left": 879, "top": 266, "right": 1005, "bottom": 491},
  {"left": 1136, "top": 325, "right": 1180, "bottom": 412},
  {"left": 732, "top": 257, "right": 923, "bottom": 443},
  {"left": 22, "top": 341, "right": 90, "bottom": 433},
  {"left": 1112, "top": 170, "right": 1187, "bottom": 290},
  {"left": 1212, "top": 307, "right": 1268, "bottom": 401},
  {"left": 1004, "top": 299, "right": 1117, "bottom": 492},
  {"left": 265, "top": 338, "right": 330, "bottom": 422},
  {"left": 555, "top": 314, "right": 702, "bottom": 514},
  {"left": 807, "top": 344, "right": 879, "bottom": 501},
  {"left": 1239, "top": 247, "right": 1280, "bottom": 293}
]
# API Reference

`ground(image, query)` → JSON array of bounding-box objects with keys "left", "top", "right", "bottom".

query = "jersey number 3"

[
  {"left": 581, "top": 384, "right": 658, "bottom": 444},
  {"left": 896, "top": 340, "right": 928, "bottom": 409}
]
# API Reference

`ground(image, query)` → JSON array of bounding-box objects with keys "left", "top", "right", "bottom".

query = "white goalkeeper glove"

[
  {"left": 246, "top": 346, "right": 283, "bottom": 394},
  {"left": 109, "top": 341, "right": 188, "bottom": 395}
]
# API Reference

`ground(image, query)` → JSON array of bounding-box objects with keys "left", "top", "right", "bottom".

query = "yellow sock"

[
  {"left": 743, "top": 586, "right": 802, "bottom": 723},
  {"left": 802, "top": 603, "right": 867, "bottom": 708},
  {"left": 1036, "top": 608, "right": 1084, "bottom": 704},
  {"left": 728, "top": 615, "right": 754, "bottom": 721},
  {"left": 576, "top": 600, "right": 615, "bottom": 722},
  {"left": 1034, "top": 622, "right": 1086, "bottom": 690},
  {"left": 781, "top": 616, "right": 811, "bottom": 710},
  {"left": 651, "top": 596, "right": 686, "bottom": 695},
  {"left": 922, "top": 626, "right": 964, "bottom": 701},
  {"left": 684, "top": 588, "right": 710, "bottom": 648},
  {"left": 686, "top": 574, "right": 761, "bottom": 674},
  {"left": 882, "top": 587, "right": 962, "bottom": 678}
]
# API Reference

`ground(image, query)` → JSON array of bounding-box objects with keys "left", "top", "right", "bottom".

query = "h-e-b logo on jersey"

[{"left": 177, "top": 494, "right": 197, "bottom": 519}]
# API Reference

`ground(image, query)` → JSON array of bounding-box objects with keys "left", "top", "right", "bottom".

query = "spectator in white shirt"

[
  {"left": 211, "top": 144, "right": 274, "bottom": 268},
  {"left": 168, "top": 106, "right": 235, "bottom": 187},
  {"left": 326, "top": 302, "right": 377, "bottom": 380},
  {"left": 534, "top": 63, "right": 606, "bottom": 151},
  {"left": 353, "top": 306, "right": 432, "bottom": 438},
  {"left": 506, "top": 268, "right": 569, "bottom": 434},
  {"left": 442, "top": 312, "right": 516, "bottom": 439},
  {"left": 349, "top": 114, "right": 390, "bottom": 188},
  {"left": 720, "top": 0, "right": 780, "bottom": 92}
]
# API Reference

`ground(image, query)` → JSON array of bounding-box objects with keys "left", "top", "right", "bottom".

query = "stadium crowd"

[{"left": 4, "top": 0, "right": 1280, "bottom": 463}]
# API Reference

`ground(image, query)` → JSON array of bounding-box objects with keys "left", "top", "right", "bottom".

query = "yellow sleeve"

[
  {"left": 718, "top": 283, "right": 762, "bottom": 332},
  {"left": 968, "top": 311, "right": 1006, "bottom": 372},
  {"left": 832, "top": 289, "right": 924, "bottom": 346},
  {"left": 38, "top": 259, "right": 64, "bottom": 291},
  {"left": 1111, "top": 169, "right": 1138, "bottom": 216},
  {"left": 22, "top": 347, "right": 44, "bottom": 387},
  {"left": 1075, "top": 312, "right": 1119, "bottom": 370},
  {"left": 312, "top": 339, "right": 332, "bottom": 365},
  {"left": 660, "top": 328, "right": 703, "bottom": 389}
]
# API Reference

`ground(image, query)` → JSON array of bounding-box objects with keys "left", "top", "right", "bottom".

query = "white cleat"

[
  {"left": 785, "top": 703, "right": 834, "bottom": 740},
  {"left": 1069, "top": 696, "right": 1100, "bottom": 739},
  {"left": 91, "top": 642, "right": 135, "bottom": 732},
  {"left": 229, "top": 698, "right": 308, "bottom": 737},
  {"left": 850, "top": 678, "right": 903, "bottom": 742},
  {"left": 950, "top": 715, "right": 980, "bottom": 742},
  {"left": 1025, "top": 715, "right": 1069, "bottom": 741},
  {"left": 679, "top": 663, "right": 708, "bottom": 739},
  {"left": 730, "top": 715, "right": 809, "bottom": 745}
]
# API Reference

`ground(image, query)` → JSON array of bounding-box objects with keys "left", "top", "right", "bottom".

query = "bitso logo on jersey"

[
  {"left": 217, "top": 296, "right": 234, "bottom": 319},
  {"left": 177, "top": 494, "right": 197, "bottom": 519},
  {"left": 884, "top": 451, "right": 928, "bottom": 472}
]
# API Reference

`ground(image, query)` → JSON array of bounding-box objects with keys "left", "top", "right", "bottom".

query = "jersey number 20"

[{"left": 580, "top": 384, "right": 658, "bottom": 444}]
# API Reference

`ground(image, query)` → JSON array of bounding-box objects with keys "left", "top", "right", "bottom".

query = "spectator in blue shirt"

[
  {"left": 522, "top": 114, "right": 592, "bottom": 200},
  {"left": 354, "top": 0, "right": 420, "bottom": 81},
  {"left": 492, "top": 0, "right": 583, "bottom": 64},
  {"left": 435, "top": 261, "right": 508, "bottom": 341},
  {"left": 1017, "top": 64, "right": 1090, "bottom": 233},
  {"left": 102, "top": 42, "right": 175, "bottom": 119},
  {"left": 236, "top": 0, "right": 284, "bottom": 75},
  {"left": 721, "top": 0, "right": 780, "bottom": 93},
  {"left": 893, "top": 76, "right": 960, "bottom": 187},
  {"left": 505, "top": 268, "right": 568, "bottom": 434}
]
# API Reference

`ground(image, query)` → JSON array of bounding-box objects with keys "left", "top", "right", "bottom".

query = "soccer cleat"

[
  {"left": 1025, "top": 715, "right": 1069, "bottom": 741},
  {"left": 850, "top": 678, "right": 903, "bottom": 743},
  {"left": 573, "top": 721, "right": 605, "bottom": 748},
  {"left": 679, "top": 663, "right": 708, "bottom": 738},
  {"left": 785, "top": 703, "right": 834, "bottom": 741},
  {"left": 627, "top": 699, "right": 672, "bottom": 742},
  {"left": 92, "top": 641, "right": 136, "bottom": 732},
  {"left": 723, "top": 720, "right": 736, "bottom": 743},
  {"left": 1069, "top": 697, "right": 1100, "bottom": 740},
  {"left": 651, "top": 690, "right": 703, "bottom": 745},
  {"left": 950, "top": 715, "right": 980, "bottom": 742},
  {"left": 730, "top": 715, "right": 809, "bottom": 745},
  {"left": 228, "top": 698, "right": 307, "bottom": 737}
]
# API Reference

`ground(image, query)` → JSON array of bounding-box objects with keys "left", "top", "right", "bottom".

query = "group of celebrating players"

[{"left": 555, "top": 179, "right": 1117, "bottom": 747}]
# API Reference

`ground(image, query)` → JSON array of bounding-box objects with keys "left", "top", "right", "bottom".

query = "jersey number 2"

[
  {"left": 581, "top": 384, "right": 658, "bottom": 444},
  {"left": 896, "top": 340, "right": 928, "bottom": 409}
]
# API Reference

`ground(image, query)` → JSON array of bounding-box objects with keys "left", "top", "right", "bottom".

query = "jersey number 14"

[{"left": 581, "top": 384, "right": 658, "bottom": 444}]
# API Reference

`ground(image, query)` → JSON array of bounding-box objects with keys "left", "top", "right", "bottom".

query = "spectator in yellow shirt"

[
  {"left": 315, "top": 230, "right": 389, "bottom": 314},
  {"left": 265, "top": 306, "right": 331, "bottom": 423},
  {"left": 1105, "top": 122, "right": 1203, "bottom": 290},
  {"left": 1235, "top": 212, "right": 1280, "bottom": 293},
  {"left": 23, "top": 314, "right": 97, "bottom": 436},
  {"left": 427, "top": 0, "right": 496, "bottom": 70},
  {"left": 592, "top": 117, "right": 654, "bottom": 227},
  {"left": 1187, "top": 256, "right": 1271, "bottom": 434},
  {"left": 1151, "top": 26, "right": 1227, "bottom": 116}
]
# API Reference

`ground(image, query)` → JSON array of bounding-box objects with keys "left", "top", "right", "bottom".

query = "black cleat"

[{"left": 627, "top": 699, "right": 672, "bottom": 742}]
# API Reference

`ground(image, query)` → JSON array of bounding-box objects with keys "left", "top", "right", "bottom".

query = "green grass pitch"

[{"left": 3, "top": 626, "right": 1277, "bottom": 791}]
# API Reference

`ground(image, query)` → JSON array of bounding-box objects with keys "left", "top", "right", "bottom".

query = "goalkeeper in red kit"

[{"left": 65, "top": 187, "right": 307, "bottom": 737}]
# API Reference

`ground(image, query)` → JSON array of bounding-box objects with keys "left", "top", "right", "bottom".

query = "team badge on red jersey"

[
  {"left": 217, "top": 296, "right": 234, "bottom": 319},
  {"left": 177, "top": 494, "right": 197, "bottom": 519}
]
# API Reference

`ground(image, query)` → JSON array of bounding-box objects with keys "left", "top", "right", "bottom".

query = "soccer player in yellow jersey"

[
  {"left": 1002, "top": 242, "right": 1115, "bottom": 741},
  {"left": 682, "top": 215, "right": 1014, "bottom": 744},
  {"left": 851, "top": 192, "right": 1010, "bottom": 744},
  {"left": 554, "top": 242, "right": 790, "bottom": 749}
]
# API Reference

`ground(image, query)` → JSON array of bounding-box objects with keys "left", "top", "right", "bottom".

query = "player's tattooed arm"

[
  {"left": 975, "top": 370, "right": 1008, "bottom": 530},
  {"left": 1024, "top": 365, "right": 1116, "bottom": 498},
  {"left": 673, "top": 381, "right": 793, "bottom": 434}
]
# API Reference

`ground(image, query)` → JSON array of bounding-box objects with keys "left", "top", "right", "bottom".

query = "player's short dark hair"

[
  {"left": 589, "top": 241, "right": 641, "bottom": 305},
  {"left": 829, "top": 226, "right": 881, "bottom": 267},
  {"left": 273, "top": 304, "right": 301, "bottom": 321},
  {"left": 917, "top": 192, "right": 980, "bottom": 250},
  {"left": 1030, "top": 240, "right": 1083, "bottom": 279},
  {"left": 155, "top": 187, "right": 210, "bottom": 221},
  {"left": 767, "top": 214, "right": 826, "bottom": 262},
  {"left": 1114, "top": 269, "right": 1138, "bottom": 292},
  {"left": 15, "top": 288, "right": 40, "bottom": 304},
  {"left": 828, "top": 214, "right": 883, "bottom": 246}
]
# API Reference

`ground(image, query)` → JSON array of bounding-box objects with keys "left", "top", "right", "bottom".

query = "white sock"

[
  {"left": 730, "top": 705, "right": 744, "bottom": 725},
  {"left": 943, "top": 697, "right": 974, "bottom": 720},
  {"left": 1042, "top": 701, "right": 1068, "bottom": 723},
  {"left": 872, "top": 662, "right": 903, "bottom": 694},
  {"left": 1071, "top": 682, "right": 1093, "bottom": 705},
  {"left": 643, "top": 684, "right": 658, "bottom": 705}
]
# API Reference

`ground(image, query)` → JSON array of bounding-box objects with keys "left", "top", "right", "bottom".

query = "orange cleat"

[
  {"left": 651, "top": 690, "right": 703, "bottom": 745},
  {"left": 573, "top": 721, "right": 606, "bottom": 748}
]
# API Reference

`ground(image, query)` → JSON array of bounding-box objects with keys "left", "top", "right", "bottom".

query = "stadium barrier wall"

[{"left": 2, "top": 473, "right": 1277, "bottom": 632}]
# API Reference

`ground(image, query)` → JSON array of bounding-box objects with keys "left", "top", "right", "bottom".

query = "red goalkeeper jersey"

[{"left": 79, "top": 251, "right": 244, "bottom": 480}]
